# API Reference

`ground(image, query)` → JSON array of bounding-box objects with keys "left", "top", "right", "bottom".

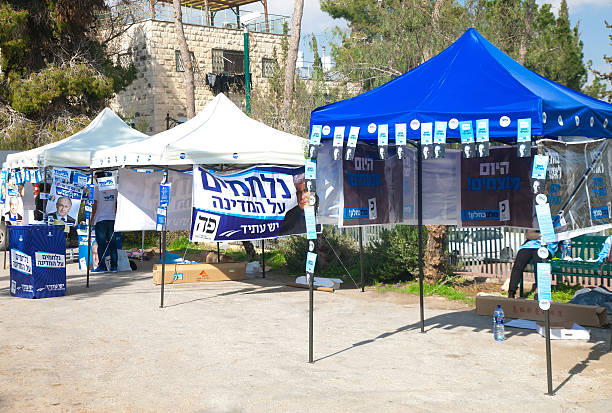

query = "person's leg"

[
  {"left": 508, "top": 248, "right": 536, "bottom": 297},
  {"left": 94, "top": 221, "right": 109, "bottom": 270}
]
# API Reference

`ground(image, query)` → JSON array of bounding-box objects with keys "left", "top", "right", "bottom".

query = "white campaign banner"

[
  {"left": 115, "top": 168, "right": 192, "bottom": 231},
  {"left": 35, "top": 252, "right": 66, "bottom": 268},
  {"left": 191, "top": 165, "right": 305, "bottom": 241},
  {"left": 11, "top": 249, "right": 32, "bottom": 275}
]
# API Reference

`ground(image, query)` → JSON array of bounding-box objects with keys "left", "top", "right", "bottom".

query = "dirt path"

[{"left": 0, "top": 261, "right": 610, "bottom": 412}]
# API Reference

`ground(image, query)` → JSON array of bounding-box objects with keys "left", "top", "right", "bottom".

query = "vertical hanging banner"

[
  {"left": 332, "top": 126, "right": 345, "bottom": 161},
  {"left": 517, "top": 118, "right": 532, "bottom": 157},
  {"left": 475, "top": 119, "right": 490, "bottom": 157},
  {"left": 395, "top": 123, "right": 407, "bottom": 160},
  {"left": 420, "top": 122, "right": 433, "bottom": 160},
  {"left": 459, "top": 121, "right": 475, "bottom": 158},
  {"left": 345, "top": 126, "right": 360, "bottom": 161},
  {"left": 539, "top": 139, "right": 612, "bottom": 239},
  {"left": 377, "top": 124, "right": 389, "bottom": 160},
  {"left": 190, "top": 165, "right": 321, "bottom": 241},
  {"left": 433, "top": 121, "right": 447, "bottom": 159},
  {"left": 461, "top": 147, "right": 535, "bottom": 227}
]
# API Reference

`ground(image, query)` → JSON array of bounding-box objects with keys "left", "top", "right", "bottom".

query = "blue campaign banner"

[
  {"left": 78, "top": 230, "right": 96, "bottom": 270},
  {"left": 536, "top": 262, "right": 552, "bottom": 304},
  {"left": 159, "top": 183, "right": 171, "bottom": 206},
  {"left": 9, "top": 225, "right": 66, "bottom": 299},
  {"left": 190, "top": 165, "right": 320, "bottom": 241}
]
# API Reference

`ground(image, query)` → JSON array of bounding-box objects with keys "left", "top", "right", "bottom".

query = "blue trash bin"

[{"left": 9, "top": 225, "right": 66, "bottom": 299}]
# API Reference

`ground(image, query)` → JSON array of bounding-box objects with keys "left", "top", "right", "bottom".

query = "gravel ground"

[{"left": 0, "top": 259, "right": 611, "bottom": 413}]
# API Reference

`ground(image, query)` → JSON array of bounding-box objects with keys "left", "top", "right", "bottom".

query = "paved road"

[{"left": 0, "top": 261, "right": 611, "bottom": 412}]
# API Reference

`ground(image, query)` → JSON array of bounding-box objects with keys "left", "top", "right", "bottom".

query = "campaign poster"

[
  {"left": 461, "top": 147, "right": 535, "bottom": 228},
  {"left": 539, "top": 139, "right": 612, "bottom": 239},
  {"left": 45, "top": 168, "right": 83, "bottom": 226},
  {"left": 1, "top": 174, "right": 24, "bottom": 225},
  {"left": 191, "top": 165, "right": 320, "bottom": 241}
]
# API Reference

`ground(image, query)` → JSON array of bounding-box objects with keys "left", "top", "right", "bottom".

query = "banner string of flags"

[{"left": 310, "top": 116, "right": 534, "bottom": 161}]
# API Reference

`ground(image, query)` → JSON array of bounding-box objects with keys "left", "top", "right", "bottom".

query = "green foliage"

[
  {"left": 10, "top": 63, "right": 114, "bottom": 117},
  {"left": 168, "top": 235, "right": 200, "bottom": 251},
  {"left": 376, "top": 280, "right": 475, "bottom": 306},
  {"left": 365, "top": 225, "right": 423, "bottom": 283},
  {"left": 279, "top": 227, "right": 359, "bottom": 277},
  {"left": 321, "top": 0, "right": 589, "bottom": 93},
  {"left": 584, "top": 21, "right": 611, "bottom": 102},
  {"left": 0, "top": 0, "right": 137, "bottom": 148},
  {"left": 522, "top": 282, "right": 582, "bottom": 303}
]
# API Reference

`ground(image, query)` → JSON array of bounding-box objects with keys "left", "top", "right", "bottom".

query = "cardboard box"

[
  {"left": 475, "top": 295, "right": 608, "bottom": 327},
  {"left": 536, "top": 322, "right": 590, "bottom": 340},
  {"left": 153, "top": 262, "right": 247, "bottom": 285}
]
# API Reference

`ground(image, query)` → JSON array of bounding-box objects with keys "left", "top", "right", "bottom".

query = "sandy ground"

[{"left": 0, "top": 258, "right": 611, "bottom": 413}]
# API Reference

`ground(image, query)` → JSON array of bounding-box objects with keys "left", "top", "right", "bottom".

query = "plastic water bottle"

[{"left": 493, "top": 305, "right": 505, "bottom": 341}]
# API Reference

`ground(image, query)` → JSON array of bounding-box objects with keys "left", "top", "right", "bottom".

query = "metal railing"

[{"left": 105, "top": 1, "right": 289, "bottom": 34}]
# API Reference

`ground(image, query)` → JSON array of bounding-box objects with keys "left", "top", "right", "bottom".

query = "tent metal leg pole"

[
  {"left": 417, "top": 142, "right": 425, "bottom": 334},
  {"left": 262, "top": 239, "right": 266, "bottom": 278},
  {"left": 309, "top": 269, "right": 314, "bottom": 363},
  {"left": 86, "top": 170, "right": 94, "bottom": 288},
  {"left": 545, "top": 309, "right": 553, "bottom": 395},
  {"left": 160, "top": 167, "right": 168, "bottom": 309},
  {"left": 359, "top": 227, "right": 364, "bottom": 292},
  {"left": 140, "top": 230, "right": 145, "bottom": 261},
  {"left": 3, "top": 250, "right": 6, "bottom": 270},
  {"left": 217, "top": 242, "right": 220, "bottom": 263}
]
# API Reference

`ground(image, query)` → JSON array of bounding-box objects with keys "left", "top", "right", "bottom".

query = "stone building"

[{"left": 109, "top": 0, "right": 288, "bottom": 134}]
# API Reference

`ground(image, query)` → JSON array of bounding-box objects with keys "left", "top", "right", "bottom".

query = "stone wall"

[{"left": 110, "top": 19, "right": 285, "bottom": 134}]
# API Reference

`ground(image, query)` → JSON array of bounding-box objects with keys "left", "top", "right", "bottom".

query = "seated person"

[
  {"left": 48, "top": 196, "right": 76, "bottom": 224},
  {"left": 596, "top": 235, "right": 612, "bottom": 262},
  {"left": 507, "top": 229, "right": 558, "bottom": 299}
]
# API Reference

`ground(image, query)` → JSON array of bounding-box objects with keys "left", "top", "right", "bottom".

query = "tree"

[
  {"left": 172, "top": 0, "right": 195, "bottom": 119},
  {"left": 281, "top": 0, "right": 304, "bottom": 125},
  {"left": 584, "top": 21, "right": 611, "bottom": 102},
  {"left": 0, "top": 1, "right": 137, "bottom": 149}
]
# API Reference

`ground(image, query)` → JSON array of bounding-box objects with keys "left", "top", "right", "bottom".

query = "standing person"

[
  {"left": 91, "top": 172, "right": 119, "bottom": 273},
  {"left": 507, "top": 229, "right": 558, "bottom": 299}
]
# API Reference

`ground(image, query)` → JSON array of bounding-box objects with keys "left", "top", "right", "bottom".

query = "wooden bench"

[{"left": 521, "top": 235, "right": 612, "bottom": 296}]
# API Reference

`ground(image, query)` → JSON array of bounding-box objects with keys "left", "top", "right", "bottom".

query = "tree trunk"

[
  {"left": 172, "top": 0, "right": 196, "bottom": 119},
  {"left": 242, "top": 240, "right": 257, "bottom": 261},
  {"left": 422, "top": 0, "right": 442, "bottom": 61},
  {"left": 280, "top": 0, "right": 304, "bottom": 124},
  {"left": 518, "top": 0, "right": 535, "bottom": 65},
  {"left": 424, "top": 225, "right": 448, "bottom": 282}
]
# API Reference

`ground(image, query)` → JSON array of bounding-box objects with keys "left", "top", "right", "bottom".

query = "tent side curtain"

[{"left": 309, "top": 28, "right": 612, "bottom": 143}]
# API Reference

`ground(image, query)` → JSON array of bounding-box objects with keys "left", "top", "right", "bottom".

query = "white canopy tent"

[
  {"left": 91, "top": 94, "right": 307, "bottom": 169},
  {"left": 5, "top": 108, "right": 149, "bottom": 169}
]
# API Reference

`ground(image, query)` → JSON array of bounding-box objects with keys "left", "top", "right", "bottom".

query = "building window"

[
  {"left": 212, "top": 49, "right": 244, "bottom": 74},
  {"left": 262, "top": 58, "right": 276, "bottom": 78},
  {"left": 175, "top": 50, "right": 195, "bottom": 72}
]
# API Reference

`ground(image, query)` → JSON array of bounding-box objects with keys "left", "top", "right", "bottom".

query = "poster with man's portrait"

[
  {"left": 45, "top": 181, "right": 82, "bottom": 226},
  {"left": 2, "top": 185, "right": 24, "bottom": 225}
]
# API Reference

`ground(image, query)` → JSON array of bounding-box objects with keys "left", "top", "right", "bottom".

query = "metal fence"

[{"left": 106, "top": 1, "right": 290, "bottom": 34}]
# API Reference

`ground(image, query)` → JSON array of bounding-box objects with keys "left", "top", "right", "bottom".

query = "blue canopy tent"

[
  {"left": 306, "top": 28, "right": 612, "bottom": 365},
  {"left": 311, "top": 28, "right": 612, "bottom": 141}
]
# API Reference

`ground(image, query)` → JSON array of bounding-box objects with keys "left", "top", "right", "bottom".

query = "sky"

[{"left": 249, "top": 0, "right": 610, "bottom": 84}]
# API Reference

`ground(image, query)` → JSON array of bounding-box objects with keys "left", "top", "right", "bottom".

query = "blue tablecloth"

[{"left": 9, "top": 225, "right": 66, "bottom": 298}]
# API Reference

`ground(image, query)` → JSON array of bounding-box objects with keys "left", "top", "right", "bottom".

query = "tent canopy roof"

[
  {"left": 92, "top": 93, "right": 307, "bottom": 169},
  {"left": 310, "top": 28, "right": 612, "bottom": 141},
  {"left": 5, "top": 108, "right": 149, "bottom": 169}
]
